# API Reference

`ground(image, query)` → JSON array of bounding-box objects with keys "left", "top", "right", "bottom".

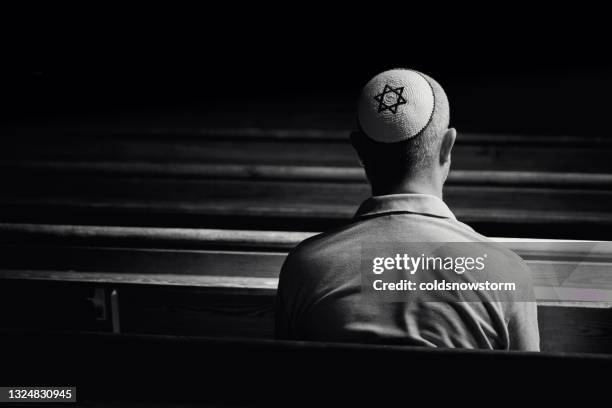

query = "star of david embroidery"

[{"left": 374, "top": 84, "right": 407, "bottom": 114}]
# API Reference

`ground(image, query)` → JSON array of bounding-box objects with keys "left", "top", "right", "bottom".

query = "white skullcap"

[{"left": 357, "top": 69, "right": 435, "bottom": 143}]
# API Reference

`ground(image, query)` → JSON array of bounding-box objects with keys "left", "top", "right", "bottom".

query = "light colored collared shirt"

[{"left": 275, "top": 193, "right": 540, "bottom": 351}]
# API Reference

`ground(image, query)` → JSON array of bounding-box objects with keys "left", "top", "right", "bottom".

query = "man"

[{"left": 275, "top": 69, "right": 539, "bottom": 350}]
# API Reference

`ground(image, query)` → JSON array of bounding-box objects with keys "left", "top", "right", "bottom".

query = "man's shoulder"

[
  {"left": 446, "top": 223, "right": 529, "bottom": 266},
  {"left": 451, "top": 222, "right": 530, "bottom": 270},
  {"left": 279, "top": 222, "right": 364, "bottom": 291},
  {"left": 285, "top": 215, "right": 531, "bottom": 277},
  {"left": 286, "top": 222, "right": 361, "bottom": 264}
]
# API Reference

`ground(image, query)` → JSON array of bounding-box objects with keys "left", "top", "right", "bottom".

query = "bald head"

[{"left": 352, "top": 69, "right": 454, "bottom": 196}]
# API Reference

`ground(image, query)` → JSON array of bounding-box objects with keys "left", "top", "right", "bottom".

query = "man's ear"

[{"left": 439, "top": 128, "right": 457, "bottom": 165}]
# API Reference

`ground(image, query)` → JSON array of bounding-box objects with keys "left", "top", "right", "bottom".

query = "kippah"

[{"left": 357, "top": 69, "right": 435, "bottom": 143}]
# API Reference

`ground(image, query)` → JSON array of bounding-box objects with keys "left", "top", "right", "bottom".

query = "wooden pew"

[
  {"left": 3, "top": 128, "right": 612, "bottom": 172},
  {"left": 1, "top": 223, "right": 611, "bottom": 353},
  {"left": 5, "top": 330, "right": 612, "bottom": 405},
  {"left": 1, "top": 128, "right": 612, "bottom": 238}
]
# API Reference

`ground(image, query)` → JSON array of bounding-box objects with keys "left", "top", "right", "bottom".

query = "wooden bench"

[
  {"left": 3, "top": 329, "right": 612, "bottom": 405},
  {"left": 1, "top": 223, "right": 611, "bottom": 353},
  {"left": 1, "top": 128, "right": 612, "bottom": 238}
]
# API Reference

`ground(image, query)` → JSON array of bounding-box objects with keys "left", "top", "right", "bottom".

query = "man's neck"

[{"left": 372, "top": 177, "right": 443, "bottom": 199}]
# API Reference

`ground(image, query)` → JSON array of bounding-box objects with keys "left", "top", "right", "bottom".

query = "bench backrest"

[{"left": 1, "top": 224, "right": 611, "bottom": 353}]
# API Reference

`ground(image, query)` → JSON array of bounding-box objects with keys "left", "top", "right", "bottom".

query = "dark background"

[{"left": 3, "top": 19, "right": 610, "bottom": 136}]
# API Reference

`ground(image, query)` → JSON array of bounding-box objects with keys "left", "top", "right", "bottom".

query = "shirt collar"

[{"left": 354, "top": 193, "right": 456, "bottom": 220}]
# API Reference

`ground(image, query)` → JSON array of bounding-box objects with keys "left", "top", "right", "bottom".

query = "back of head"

[{"left": 353, "top": 69, "right": 451, "bottom": 192}]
